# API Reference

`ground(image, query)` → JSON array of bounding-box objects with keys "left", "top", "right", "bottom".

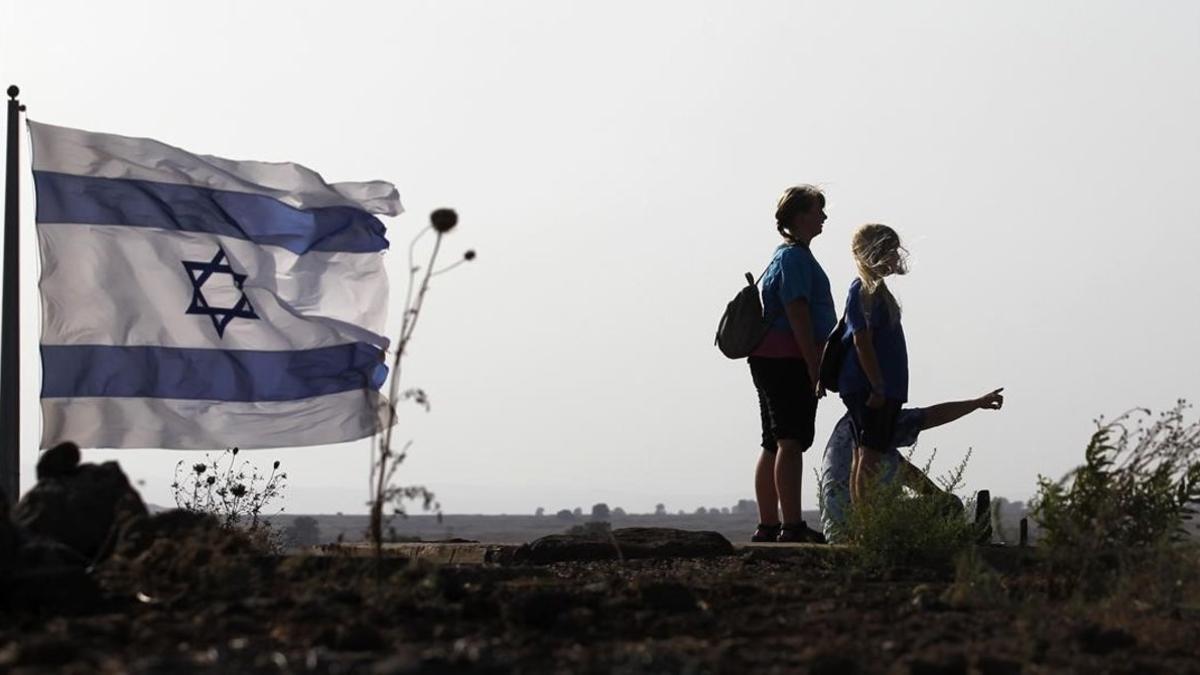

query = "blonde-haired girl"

[{"left": 837, "top": 223, "right": 910, "bottom": 505}]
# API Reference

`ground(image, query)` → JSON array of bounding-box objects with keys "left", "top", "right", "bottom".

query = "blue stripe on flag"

[
  {"left": 42, "top": 343, "right": 388, "bottom": 402},
  {"left": 33, "top": 171, "right": 389, "bottom": 254}
]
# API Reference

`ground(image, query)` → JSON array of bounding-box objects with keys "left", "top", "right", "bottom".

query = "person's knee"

[{"left": 776, "top": 439, "right": 807, "bottom": 455}]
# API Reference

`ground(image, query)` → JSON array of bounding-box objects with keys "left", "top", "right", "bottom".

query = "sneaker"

[
  {"left": 777, "top": 521, "right": 827, "bottom": 544},
  {"left": 750, "top": 523, "right": 781, "bottom": 543}
]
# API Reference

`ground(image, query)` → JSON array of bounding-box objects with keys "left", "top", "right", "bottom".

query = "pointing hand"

[{"left": 977, "top": 388, "right": 1005, "bottom": 410}]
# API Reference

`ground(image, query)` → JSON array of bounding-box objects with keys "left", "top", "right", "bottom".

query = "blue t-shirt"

[
  {"left": 759, "top": 244, "right": 837, "bottom": 348},
  {"left": 838, "top": 277, "right": 909, "bottom": 401}
]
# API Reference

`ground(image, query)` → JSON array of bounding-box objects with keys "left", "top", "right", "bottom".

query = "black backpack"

[
  {"left": 817, "top": 316, "right": 848, "bottom": 391},
  {"left": 715, "top": 270, "right": 774, "bottom": 359}
]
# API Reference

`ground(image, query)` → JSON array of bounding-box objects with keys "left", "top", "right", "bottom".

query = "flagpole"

[{"left": 2, "top": 85, "right": 23, "bottom": 506}]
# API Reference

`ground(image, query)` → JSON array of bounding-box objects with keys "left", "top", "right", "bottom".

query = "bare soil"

[{"left": 3, "top": 536, "right": 1199, "bottom": 674}]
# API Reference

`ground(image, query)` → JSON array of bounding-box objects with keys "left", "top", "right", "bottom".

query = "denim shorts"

[{"left": 749, "top": 356, "right": 817, "bottom": 453}]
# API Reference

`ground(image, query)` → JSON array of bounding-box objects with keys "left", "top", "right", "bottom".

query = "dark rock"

[
  {"left": 515, "top": 527, "right": 734, "bottom": 564},
  {"left": 36, "top": 441, "right": 81, "bottom": 479},
  {"left": 613, "top": 527, "right": 734, "bottom": 557},
  {"left": 112, "top": 509, "right": 218, "bottom": 559},
  {"left": 515, "top": 535, "right": 615, "bottom": 564},
  {"left": 13, "top": 459, "right": 148, "bottom": 560}
]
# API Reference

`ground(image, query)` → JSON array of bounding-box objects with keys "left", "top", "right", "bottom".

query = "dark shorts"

[
  {"left": 842, "top": 391, "right": 903, "bottom": 454},
  {"left": 749, "top": 356, "right": 817, "bottom": 453}
]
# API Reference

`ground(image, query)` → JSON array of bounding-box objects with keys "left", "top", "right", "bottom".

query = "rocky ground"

[{"left": 2, "top": 446, "right": 1199, "bottom": 674}]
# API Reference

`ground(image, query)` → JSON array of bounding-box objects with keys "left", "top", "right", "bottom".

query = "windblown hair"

[
  {"left": 774, "top": 185, "right": 824, "bottom": 244},
  {"left": 851, "top": 223, "right": 908, "bottom": 324}
]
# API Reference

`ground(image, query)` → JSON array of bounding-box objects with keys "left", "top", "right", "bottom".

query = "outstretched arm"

[{"left": 919, "top": 388, "right": 1005, "bottom": 431}]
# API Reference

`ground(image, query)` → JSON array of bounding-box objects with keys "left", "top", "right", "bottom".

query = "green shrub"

[
  {"left": 1031, "top": 401, "right": 1200, "bottom": 597},
  {"left": 846, "top": 449, "right": 976, "bottom": 573}
]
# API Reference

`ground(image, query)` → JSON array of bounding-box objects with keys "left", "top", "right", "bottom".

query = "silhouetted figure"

[
  {"left": 747, "top": 186, "right": 837, "bottom": 543},
  {"left": 36, "top": 441, "right": 81, "bottom": 479},
  {"left": 819, "top": 390, "right": 1004, "bottom": 542},
  {"left": 836, "top": 224, "right": 910, "bottom": 506}
]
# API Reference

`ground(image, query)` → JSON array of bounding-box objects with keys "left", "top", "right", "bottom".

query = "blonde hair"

[{"left": 851, "top": 223, "right": 908, "bottom": 323}]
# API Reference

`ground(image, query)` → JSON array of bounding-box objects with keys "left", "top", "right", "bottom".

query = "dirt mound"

[{"left": 97, "top": 509, "right": 271, "bottom": 603}]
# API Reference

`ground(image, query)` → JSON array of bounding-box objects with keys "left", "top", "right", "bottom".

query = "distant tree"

[
  {"left": 565, "top": 521, "right": 612, "bottom": 538},
  {"left": 572, "top": 507, "right": 583, "bottom": 517},
  {"left": 677, "top": 509, "right": 686, "bottom": 516},
  {"left": 535, "top": 507, "right": 545, "bottom": 517},
  {"left": 732, "top": 499, "right": 757, "bottom": 515},
  {"left": 283, "top": 516, "right": 320, "bottom": 548},
  {"left": 655, "top": 503, "right": 667, "bottom": 516},
  {"left": 721, "top": 507, "right": 730, "bottom": 515},
  {"left": 612, "top": 507, "right": 626, "bottom": 517},
  {"left": 556, "top": 509, "right": 574, "bottom": 520},
  {"left": 591, "top": 503, "right": 611, "bottom": 520},
  {"left": 695, "top": 506, "right": 707, "bottom": 515}
]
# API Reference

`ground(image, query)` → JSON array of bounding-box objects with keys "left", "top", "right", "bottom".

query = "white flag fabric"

[{"left": 30, "top": 121, "right": 397, "bottom": 449}]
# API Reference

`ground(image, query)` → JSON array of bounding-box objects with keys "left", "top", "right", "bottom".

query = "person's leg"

[
  {"left": 852, "top": 445, "right": 887, "bottom": 500},
  {"left": 775, "top": 438, "right": 805, "bottom": 525},
  {"left": 755, "top": 448, "right": 780, "bottom": 525},
  {"left": 849, "top": 445, "right": 861, "bottom": 504},
  {"left": 776, "top": 356, "right": 818, "bottom": 536},
  {"left": 751, "top": 356, "right": 820, "bottom": 542},
  {"left": 897, "top": 458, "right": 941, "bottom": 496},
  {"left": 750, "top": 360, "right": 782, "bottom": 541},
  {"left": 818, "top": 415, "right": 856, "bottom": 542},
  {"left": 849, "top": 399, "right": 901, "bottom": 503}
]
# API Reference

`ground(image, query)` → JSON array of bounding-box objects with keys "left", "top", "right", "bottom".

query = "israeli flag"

[{"left": 30, "top": 121, "right": 397, "bottom": 449}]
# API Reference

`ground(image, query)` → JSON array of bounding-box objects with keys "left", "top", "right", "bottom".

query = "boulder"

[
  {"left": 12, "top": 445, "right": 148, "bottom": 561},
  {"left": 515, "top": 527, "right": 734, "bottom": 564}
]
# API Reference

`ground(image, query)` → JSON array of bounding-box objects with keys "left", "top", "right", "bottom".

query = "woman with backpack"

[
  {"left": 747, "top": 185, "right": 838, "bottom": 543},
  {"left": 837, "top": 223, "right": 912, "bottom": 506}
]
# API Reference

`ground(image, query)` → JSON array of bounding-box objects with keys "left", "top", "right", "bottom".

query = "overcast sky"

[{"left": 2, "top": 1, "right": 1198, "bottom": 516}]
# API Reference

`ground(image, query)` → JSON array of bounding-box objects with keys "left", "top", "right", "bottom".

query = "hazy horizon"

[{"left": 2, "top": 1, "right": 1198, "bottom": 515}]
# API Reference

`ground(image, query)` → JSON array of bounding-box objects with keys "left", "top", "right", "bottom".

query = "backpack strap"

[
  {"left": 747, "top": 260, "right": 772, "bottom": 287},
  {"left": 749, "top": 262, "right": 777, "bottom": 325}
]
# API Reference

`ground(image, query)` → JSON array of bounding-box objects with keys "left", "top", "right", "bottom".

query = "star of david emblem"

[{"left": 182, "top": 247, "right": 259, "bottom": 338}]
